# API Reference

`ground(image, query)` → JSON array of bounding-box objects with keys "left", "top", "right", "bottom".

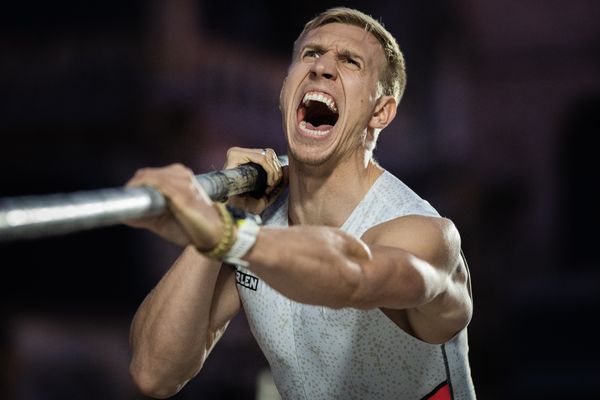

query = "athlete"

[{"left": 126, "top": 7, "right": 476, "bottom": 399}]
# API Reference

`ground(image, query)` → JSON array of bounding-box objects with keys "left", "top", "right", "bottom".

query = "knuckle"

[
  {"left": 170, "top": 163, "right": 192, "bottom": 174},
  {"left": 134, "top": 167, "right": 149, "bottom": 177},
  {"left": 169, "top": 162, "right": 184, "bottom": 170},
  {"left": 227, "top": 146, "right": 243, "bottom": 156}
]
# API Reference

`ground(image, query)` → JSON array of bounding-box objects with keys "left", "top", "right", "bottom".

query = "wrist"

[
  {"left": 200, "top": 202, "right": 236, "bottom": 258},
  {"left": 223, "top": 206, "right": 261, "bottom": 267},
  {"left": 200, "top": 203, "right": 261, "bottom": 267}
]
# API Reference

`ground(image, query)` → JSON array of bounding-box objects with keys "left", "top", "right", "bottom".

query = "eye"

[
  {"left": 302, "top": 49, "right": 320, "bottom": 59},
  {"left": 345, "top": 57, "right": 360, "bottom": 67},
  {"left": 339, "top": 53, "right": 361, "bottom": 69}
]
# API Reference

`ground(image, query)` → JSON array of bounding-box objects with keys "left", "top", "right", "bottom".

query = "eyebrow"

[
  {"left": 300, "top": 43, "right": 326, "bottom": 54},
  {"left": 337, "top": 48, "right": 363, "bottom": 62},
  {"left": 301, "top": 43, "right": 365, "bottom": 63}
]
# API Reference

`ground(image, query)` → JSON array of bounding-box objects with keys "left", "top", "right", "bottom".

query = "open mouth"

[{"left": 297, "top": 91, "right": 339, "bottom": 136}]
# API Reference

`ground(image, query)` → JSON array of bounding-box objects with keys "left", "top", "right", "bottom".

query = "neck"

[{"left": 287, "top": 151, "right": 383, "bottom": 227}]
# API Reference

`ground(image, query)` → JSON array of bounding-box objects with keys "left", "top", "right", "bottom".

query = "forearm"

[
  {"left": 244, "top": 226, "right": 443, "bottom": 310},
  {"left": 129, "top": 246, "right": 225, "bottom": 397},
  {"left": 245, "top": 226, "right": 370, "bottom": 308}
]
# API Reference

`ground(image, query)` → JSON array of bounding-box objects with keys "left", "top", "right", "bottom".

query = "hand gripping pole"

[{"left": 0, "top": 156, "right": 287, "bottom": 242}]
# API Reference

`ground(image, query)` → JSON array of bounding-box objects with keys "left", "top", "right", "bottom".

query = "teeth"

[
  {"left": 299, "top": 120, "right": 331, "bottom": 136},
  {"left": 302, "top": 92, "right": 338, "bottom": 113}
]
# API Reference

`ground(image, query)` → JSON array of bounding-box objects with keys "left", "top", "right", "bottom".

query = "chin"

[{"left": 288, "top": 145, "right": 333, "bottom": 167}]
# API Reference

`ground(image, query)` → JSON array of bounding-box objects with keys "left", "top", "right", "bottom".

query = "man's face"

[{"left": 280, "top": 23, "right": 388, "bottom": 167}]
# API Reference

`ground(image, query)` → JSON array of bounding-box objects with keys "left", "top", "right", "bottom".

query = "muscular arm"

[
  {"left": 125, "top": 152, "right": 281, "bottom": 398},
  {"left": 244, "top": 215, "right": 472, "bottom": 344},
  {"left": 129, "top": 246, "right": 241, "bottom": 398}
]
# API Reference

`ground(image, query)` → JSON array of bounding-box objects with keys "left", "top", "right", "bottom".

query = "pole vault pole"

[{"left": 0, "top": 156, "right": 287, "bottom": 242}]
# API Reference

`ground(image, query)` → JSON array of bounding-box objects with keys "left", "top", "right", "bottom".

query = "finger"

[
  {"left": 125, "top": 164, "right": 199, "bottom": 207},
  {"left": 125, "top": 167, "right": 157, "bottom": 188},
  {"left": 263, "top": 148, "right": 283, "bottom": 193},
  {"left": 223, "top": 147, "right": 262, "bottom": 169},
  {"left": 225, "top": 147, "right": 282, "bottom": 194},
  {"left": 265, "top": 164, "right": 288, "bottom": 201}
]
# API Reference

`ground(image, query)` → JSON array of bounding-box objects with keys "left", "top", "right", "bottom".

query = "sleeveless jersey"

[{"left": 234, "top": 170, "right": 476, "bottom": 399}]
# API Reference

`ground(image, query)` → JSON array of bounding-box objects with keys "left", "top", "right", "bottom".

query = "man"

[{"left": 127, "top": 7, "right": 475, "bottom": 400}]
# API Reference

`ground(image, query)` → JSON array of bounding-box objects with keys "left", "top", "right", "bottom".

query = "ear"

[{"left": 368, "top": 95, "right": 397, "bottom": 130}]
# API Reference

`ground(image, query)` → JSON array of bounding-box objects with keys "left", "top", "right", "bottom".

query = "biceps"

[{"left": 207, "top": 267, "right": 241, "bottom": 344}]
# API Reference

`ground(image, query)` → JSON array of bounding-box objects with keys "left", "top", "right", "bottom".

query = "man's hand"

[
  {"left": 124, "top": 164, "right": 223, "bottom": 250},
  {"left": 225, "top": 147, "right": 287, "bottom": 214}
]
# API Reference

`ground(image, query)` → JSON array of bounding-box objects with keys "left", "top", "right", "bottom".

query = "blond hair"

[{"left": 293, "top": 7, "right": 406, "bottom": 103}]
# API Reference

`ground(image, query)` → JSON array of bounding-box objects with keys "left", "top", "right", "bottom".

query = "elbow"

[{"left": 129, "top": 360, "right": 185, "bottom": 399}]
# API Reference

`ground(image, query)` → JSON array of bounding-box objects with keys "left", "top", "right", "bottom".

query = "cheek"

[
  {"left": 286, "top": 64, "right": 305, "bottom": 84},
  {"left": 280, "top": 85, "right": 294, "bottom": 115},
  {"left": 281, "top": 69, "right": 303, "bottom": 106}
]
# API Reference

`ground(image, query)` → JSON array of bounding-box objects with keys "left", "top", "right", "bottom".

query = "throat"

[{"left": 288, "top": 162, "right": 381, "bottom": 228}]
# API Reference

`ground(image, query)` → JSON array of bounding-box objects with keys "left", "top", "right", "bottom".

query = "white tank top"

[{"left": 234, "top": 171, "right": 476, "bottom": 399}]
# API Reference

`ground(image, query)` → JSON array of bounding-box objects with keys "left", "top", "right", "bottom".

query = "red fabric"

[{"left": 426, "top": 382, "right": 451, "bottom": 400}]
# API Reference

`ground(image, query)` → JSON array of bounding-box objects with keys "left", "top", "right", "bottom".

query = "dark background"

[{"left": 1, "top": 0, "right": 599, "bottom": 399}]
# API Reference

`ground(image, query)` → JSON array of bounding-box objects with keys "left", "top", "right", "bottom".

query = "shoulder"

[
  {"left": 372, "top": 171, "right": 440, "bottom": 218},
  {"left": 363, "top": 216, "right": 472, "bottom": 343},
  {"left": 364, "top": 214, "right": 457, "bottom": 240},
  {"left": 362, "top": 215, "right": 461, "bottom": 273}
]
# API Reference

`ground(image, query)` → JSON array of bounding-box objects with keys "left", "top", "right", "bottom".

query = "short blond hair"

[{"left": 293, "top": 7, "right": 406, "bottom": 103}]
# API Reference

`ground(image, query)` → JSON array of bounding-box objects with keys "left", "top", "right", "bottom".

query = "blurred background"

[{"left": 1, "top": 0, "right": 599, "bottom": 399}]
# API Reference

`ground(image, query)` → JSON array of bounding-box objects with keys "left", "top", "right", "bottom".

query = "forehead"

[{"left": 300, "top": 23, "right": 385, "bottom": 61}]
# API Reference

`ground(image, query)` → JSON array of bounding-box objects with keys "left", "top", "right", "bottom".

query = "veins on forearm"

[{"left": 247, "top": 226, "right": 369, "bottom": 307}]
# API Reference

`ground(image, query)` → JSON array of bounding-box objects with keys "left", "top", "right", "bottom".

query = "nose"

[{"left": 310, "top": 52, "right": 337, "bottom": 80}]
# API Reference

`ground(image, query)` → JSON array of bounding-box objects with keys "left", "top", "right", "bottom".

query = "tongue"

[{"left": 305, "top": 121, "right": 333, "bottom": 131}]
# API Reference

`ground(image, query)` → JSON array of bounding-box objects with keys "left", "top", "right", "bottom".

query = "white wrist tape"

[{"left": 223, "top": 216, "right": 261, "bottom": 267}]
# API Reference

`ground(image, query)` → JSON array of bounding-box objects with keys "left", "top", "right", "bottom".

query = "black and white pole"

[{"left": 0, "top": 156, "right": 287, "bottom": 242}]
